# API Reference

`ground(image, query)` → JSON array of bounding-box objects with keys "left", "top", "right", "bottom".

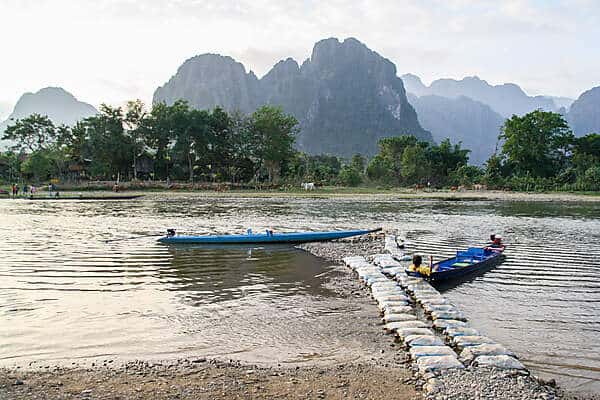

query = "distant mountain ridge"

[
  {"left": 407, "top": 94, "right": 504, "bottom": 165},
  {"left": 0, "top": 87, "right": 98, "bottom": 149},
  {"left": 401, "top": 73, "right": 562, "bottom": 118},
  {"left": 154, "top": 37, "right": 432, "bottom": 157},
  {"left": 567, "top": 86, "right": 600, "bottom": 136}
]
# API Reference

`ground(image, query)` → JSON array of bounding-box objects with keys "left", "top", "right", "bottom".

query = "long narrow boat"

[
  {"left": 406, "top": 245, "right": 505, "bottom": 282},
  {"left": 26, "top": 194, "right": 144, "bottom": 201},
  {"left": 158, "top": 228, "right": 382, "bottom": 244}
]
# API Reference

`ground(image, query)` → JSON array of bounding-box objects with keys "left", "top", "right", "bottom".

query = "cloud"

[{"left": 1, "top": 0, "right": 599, "bottom": 103}]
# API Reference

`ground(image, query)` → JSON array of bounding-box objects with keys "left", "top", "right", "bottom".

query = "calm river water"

[{"left": 0, "top": 193, "right": 599, "bottom": 393}]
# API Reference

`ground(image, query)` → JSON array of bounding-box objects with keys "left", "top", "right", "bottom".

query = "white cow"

[{"left": 302, "top": 182, "right": 315, "bottom": 190}]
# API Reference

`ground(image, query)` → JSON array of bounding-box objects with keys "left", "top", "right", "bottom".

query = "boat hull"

[
  {"left": 407, "top": 246, "right": 505, "bottom": 283},
  {"left": 158, "top": 228, "right": 381, "bottom": 244}
]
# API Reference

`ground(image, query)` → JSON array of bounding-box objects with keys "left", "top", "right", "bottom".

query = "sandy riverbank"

[
  {"left": 3, "top": 187, "right": 600, "bottom": 203},
  {"left": 1, "top": 235, "right": 598, "bottom": 400},
  {"left": 0, "top": 238, "right": 421, "bottom": 400},
  {"left": 299, "top": 237, "right": 600, "bottom": 400}
]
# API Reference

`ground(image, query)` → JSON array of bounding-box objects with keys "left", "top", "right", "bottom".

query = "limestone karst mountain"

[
  {"left": 407, "top": 94, "right": 505, "bottom": 165},
  {"left": 401, "top": 74, "right": 557, "bottom": 118},
  {"left": 567, "top": 86, "right": 600, "bottom": 137},
  {"left": 0, "top": 87, "right": 98, "bottom": 149},
  {"left": 153, "top": 38, "right": 432, "bottom": 157}
]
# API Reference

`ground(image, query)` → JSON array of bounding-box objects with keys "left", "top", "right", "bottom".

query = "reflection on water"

[{"left": 0, "top": 194, "right": 599, "bottom": 393}]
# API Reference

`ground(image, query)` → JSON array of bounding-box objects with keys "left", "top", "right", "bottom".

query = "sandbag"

[
  {"left": 343, "top": 256, "right": 366, "bottom": 268},
  {"left": 382, "top": 313, "right": 417, "bottom": 323},
  {"left": 396, "top": 328, "right": 435, "bottom": 340},
  {"left": 430, "top": 310, "right": 467, "bottom": 321},
  {"left": 453, "top": 336, "right": 496, "bottom": 349},
  {"left": 433, "top": 319, "right": 468, "bottom": 330},
  {"left": 377, "top": 301, "right": 409, "bottom": 312},
  {"left": 444, "top": 327, "right": 480, "bottom": 338},
  {"left": 416, "top": 296, "right": 448, "bottom": 305},
  {"left": 383, "top": 305, "right": 413, "bottom": 315},
  {"left": 397, "top": 276, "right": 423, "bottom": 288},
  {"left": 422, "top": 303, "right": 458, "bottom": 314},
  {"left": 384, "top": 320, "right": 429, "bottom": 333},
  {"left": 419, "top": 297, "right": 449, "bottom": 306},
  {"left": 381, "top": 267, "right": 404, "bottom": 277},
  {"left": 416, "top": 355, "right": 464, "bottom": 375},
  {"left": 460, "top": 344, "right": 516, "bottom": 364},
  {"left": 371, "top": 254, "right": 392, "bottom": 265},
  {"left": 405, "top": 335, "right": 445, "bottom": 347},
  {"left": 410, "top": 345, "right": 456, "bottom": 360},
  {"left": 374, "top": 294, "right": 410, "bottom": 303},
  {"left": 472, "top": 355, "right": 526, "bottom": 370}
]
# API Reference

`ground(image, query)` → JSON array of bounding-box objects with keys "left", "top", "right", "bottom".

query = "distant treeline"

[{"left": 1, "top": 101, "right": 599, "bottom": 192}]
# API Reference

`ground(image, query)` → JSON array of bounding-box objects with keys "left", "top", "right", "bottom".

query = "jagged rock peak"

[
  {"left": 153, "top": 53, "right": 260, "bottom": 113},
  {"left": 567, "top": 86, "right": 600, "bottom": 136},
  {"left": 152, "top": 37, "right": 432, "bottom": 157},
  {"left": 4, "top": 87, "right": 97, "bottom": 126},
  {"left": 405, "top": 73, "right": 555, "bottom": 117}
]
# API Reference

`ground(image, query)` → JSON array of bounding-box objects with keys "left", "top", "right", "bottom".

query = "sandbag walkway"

[{"left": 343, "top": 235, "right": 528, "bottom": 397}]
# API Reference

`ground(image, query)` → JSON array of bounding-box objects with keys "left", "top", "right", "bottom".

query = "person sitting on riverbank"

[{"left": 408, "top": 254, "right": 432, "bottom": 276}]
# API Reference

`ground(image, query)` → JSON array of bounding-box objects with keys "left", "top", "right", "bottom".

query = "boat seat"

[{"left": 451, "top": 262, "right": 471, "bottom": 268}]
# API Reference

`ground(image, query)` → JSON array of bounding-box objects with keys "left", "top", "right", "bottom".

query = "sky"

[{"left": 1, "top": 0, "right": 600, "bottom": 118}]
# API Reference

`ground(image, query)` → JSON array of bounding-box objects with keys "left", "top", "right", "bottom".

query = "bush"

[{"left": 339, "top": 166, "right": 362, "bottom": 186}]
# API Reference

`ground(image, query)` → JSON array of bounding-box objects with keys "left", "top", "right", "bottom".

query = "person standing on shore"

[{"left": 31, "top": 185, "right": 36, "bottom": 197}]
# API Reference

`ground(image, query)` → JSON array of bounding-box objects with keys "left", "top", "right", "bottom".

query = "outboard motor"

[{"left": 167, "top": 228, "right": 176, "bottom": 237}]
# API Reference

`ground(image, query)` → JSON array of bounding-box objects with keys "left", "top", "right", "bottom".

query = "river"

[{"left": 0, "top": 193, "right": 598, "bottom": 393}]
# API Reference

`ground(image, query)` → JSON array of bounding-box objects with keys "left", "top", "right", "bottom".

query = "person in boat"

[
  {"left": 486, "top": 234, "right": 504, "bottom": 252},
  {"left": 408, "top": 254, "right": 432, "bottom": 276}
]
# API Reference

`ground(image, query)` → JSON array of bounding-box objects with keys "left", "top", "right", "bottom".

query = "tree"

[
  {"left": 0, "top": 151, "right": 21, "bottom": 183},
  {"left": 428, "top": 138, "right": 469, "bottom": 185},
  {"left": 250, "top": 106, "right": 298, "bottom": 184},
  {"left": 142, "top": 102, "right": 176, "bottom": 179},
  {"left": 450, "top": 165, "right": 483, "bottom": 186},
  {"left": 484, "top": 153, "right": 504, "bottom": 187},
  {"left": 81, "top": 104, "right": 133, "bottom": 179},
  {"left": 339, "top": 165, "right": 362, "bottom": 186},
  {"left": 3, "top": 114, "right": 56, "bottom": 152},
  {"left": 124, "top": 100, "right": 147, "bottom": 180},
  {"left": 499, "top": 110, "right": 574, "bottom": 178},
  {"left": 350, "top": 154, "right": 366, "bottom": 173},
  {"left": 400, "top": 143, "right": 429, "bottom": 184}
]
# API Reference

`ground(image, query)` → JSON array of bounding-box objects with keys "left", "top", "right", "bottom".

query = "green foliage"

[
  {"left": 79, "top": 104, "right": 133, "bottom": 179},
  {"left": 0, "top": 152, "right": 21, "bottom": 183},
  {"left": 400, "top": 143, "right": 429, "bottom": 184},
  {"left": 366, "top": 154, "right": 394, "bottom": 183},
  {"left": 3, "top": 105, "right": 599, "bottom": 193},
  {"left": 499, "top": 110, "right": 574, "bottom": 178},
  {"left": 339, "top": 165, "right": 362, "bottom": 186},
  {"left": 450, "top": 165, "right": 484, "bottom": 186},
  {"left": 251, "top": 105, "right": 298, "bottom": 183},
  {"left": 367, "top": 135, "right": 469, "bottom": 186},
  {"left": 3, "top": 114, "right": 56, "bottom": 152}
]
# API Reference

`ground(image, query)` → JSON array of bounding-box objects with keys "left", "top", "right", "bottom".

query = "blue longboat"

[
  {"left": 406, "top": 246, "right": 505, "bottom": 282},
  {"left": 158, "top": 227, "right": 382, "bottom": 244}
]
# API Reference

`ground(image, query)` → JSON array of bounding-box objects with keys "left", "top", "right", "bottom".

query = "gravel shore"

[
  {"left": 0, "top": 360, "right": 419, "bottom": 400},
  {"left": 300, "top": 237, "right": 600, "bottom": 400},
  {"left": 0, "top": 234, "right": 420, "bottom": 400},
  {"left": 2, "top": 234, "right": 598, "bottom": 400}
]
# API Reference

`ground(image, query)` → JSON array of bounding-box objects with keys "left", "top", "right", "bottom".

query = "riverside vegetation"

[{"left": 1, "top": 101, "right": 599, "bottom": 192}]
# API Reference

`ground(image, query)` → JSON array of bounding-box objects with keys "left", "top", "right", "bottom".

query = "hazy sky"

[{"left": 1, "top": 0, "right": 599, "bottom": 117}]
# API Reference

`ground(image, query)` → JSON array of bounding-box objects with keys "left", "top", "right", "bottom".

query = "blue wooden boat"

[
  {"left": 406, "top": 246, "right": 505, "bottom": 282},
  {"left": 158, "top": 228, "right": 382, "bottom": 244}
]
